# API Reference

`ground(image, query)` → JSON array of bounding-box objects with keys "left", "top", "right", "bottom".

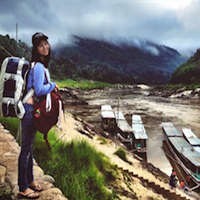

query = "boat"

[
  {"left": 114, "top": 110, "right": 134, "bottom": 149},
  {"left": 101, "top": 105, "right": 116, "bottom": 133},
  {"left": 162, "top": 122, "right": 200, "bottom": 188},
  {"left": 162, "top": 122, "right": 182, "bottom": 137},
  {"left": 182, "top": 128, "right": 200, "bottom": 154},
  {"left": 132, "top": 115, "right": 148, "bottom": 153}
]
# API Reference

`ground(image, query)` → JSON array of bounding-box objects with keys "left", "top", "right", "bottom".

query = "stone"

[
  {"left": 39, "top": 181, "right": 54, "bottom": 190},
  {"left": 0, "top": 165, "right": 6, "bottom": 184},
  {"left": 33, "top": 165, "right": 44, "bottom": 178},
  {"left": 39, "top": 188, "right": 68, "bottom": 200},
  {"left": 42, "top": 175, "right": 55, "bottom": 184}
]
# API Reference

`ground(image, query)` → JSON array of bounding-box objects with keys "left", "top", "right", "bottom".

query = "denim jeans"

[{"left": 18, "top": 103, "right": 36, "bottom": 192}]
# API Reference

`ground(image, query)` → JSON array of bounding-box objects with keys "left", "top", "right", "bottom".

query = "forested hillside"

[
  {"left": 0, "top": 34, "right": 186, "bottom": 85},
  {"left": 54, "top": 36, "right": 186, "bottom": 85},
  {"left": 170, "top": 48, "right": 200, "bottom": 85},
  {"left": 0, "top": 34, "right": 31, "bottom": 62}
]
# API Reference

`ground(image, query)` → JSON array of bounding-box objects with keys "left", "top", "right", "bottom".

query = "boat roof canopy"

[
  {"left": 117, "top": 120, "right": 133, "bottom": 132},
  {"left": 132, "top": 115, "right": 148, "bottom": 139},
  {"left": 193, "top": 147, "right": 200, "bottom": 154},
  {"left": 114, "top": 111, "right": 125, "bottom": 120},
  {"left": 169, "top": 137, "right": 200, "bottom": 167},
  {"left": 132, "top": 115, "right": 143, "bottom": 124},
  {"left": 132, "top": 124, "right": 148, "bottom": 139},
  {"left": 101, "top": 105, "right": 115, "bottom": 119},
  {"left": 114, "top": 111, "right": 133, "bottom": 132},
  {"left": 182, "top": 128, "right": 200, "bottom": 146},
  {"left": 162, "top": 122, "right": 182, "bottom": 137}
]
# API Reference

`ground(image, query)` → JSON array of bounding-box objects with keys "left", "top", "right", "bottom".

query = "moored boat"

[
  {"left": 162, "top": 122, "right": 200, "bottom": 189},
  {"left": 114, "top": 110, "right": 134, "bottom": 149},
  {"left": 132, "top": 115, "right": 148, "bottom": 153},
  {"left": 101, "top": 105, "right": 116, "bottom": 133}
]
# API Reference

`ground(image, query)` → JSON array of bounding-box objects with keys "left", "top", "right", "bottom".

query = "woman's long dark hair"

[{"left": 31, "top": 41, "right": 51, "bottom": 68}]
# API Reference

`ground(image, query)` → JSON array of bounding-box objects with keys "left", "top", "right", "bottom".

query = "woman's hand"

[{"left": 54, "top": 84, "right": 59, "bottom": 93}]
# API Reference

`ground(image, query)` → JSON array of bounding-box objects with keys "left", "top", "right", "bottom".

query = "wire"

[
  {"left": 0, "top": 45, "right": 13, "bottom": 57},
  {"left": 51, "top": 133, "right": 66, "bottom": 148}
]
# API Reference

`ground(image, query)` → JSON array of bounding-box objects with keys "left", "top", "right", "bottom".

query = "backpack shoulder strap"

[
  {"left": 0, "top": 58, "right": 9, "bottom": 116},
  {"left": 22, "top": 62, "right": 36, "bottom": 104}
]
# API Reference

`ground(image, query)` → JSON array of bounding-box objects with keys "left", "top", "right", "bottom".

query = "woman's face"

[{"left": 37, "top": 40, "right": 50, "bottom": 60}]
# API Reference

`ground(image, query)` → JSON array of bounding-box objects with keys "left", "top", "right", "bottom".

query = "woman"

[{"left": 17, "top": 32, "right": 58, "bottom": 199}]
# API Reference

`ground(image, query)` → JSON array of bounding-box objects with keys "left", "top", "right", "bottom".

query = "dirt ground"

[{"left": 55, "top": 112, "right": 198, "bottom": 200}]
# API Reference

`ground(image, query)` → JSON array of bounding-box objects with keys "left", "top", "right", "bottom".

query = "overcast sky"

[{"left": 0, "top": 0, "right": 199, "bottom": 56}]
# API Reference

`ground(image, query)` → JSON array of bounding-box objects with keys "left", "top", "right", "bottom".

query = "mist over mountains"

[
  {"left": 52, "top": 35, "right": 187, "bottom": 85},
  {"left": 0, "top": 34, "right": 188, "bottom": 85}
]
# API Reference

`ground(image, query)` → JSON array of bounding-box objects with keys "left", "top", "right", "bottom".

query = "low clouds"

[
  {"left": 0, "top": 0, "right": 199, "bottom": 56},
  {"left": 176, "top": 1, "right": 199, "bottom": 32}
]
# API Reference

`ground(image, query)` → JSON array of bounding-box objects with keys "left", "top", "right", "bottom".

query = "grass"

[
  {"left": 34, "top": 135, "right": 117, "bottom": 200},
  {"left": 55, "top": 78, "right": 200, "bottom": 91},
  {"left": 114, "top": 147, "right": 132, "bottom": 165},
  {"left": 164, "top": 83, "right": 200, "bottom": 90},
  {"left": 55, "top": 79, "right": 113, "bottom": 90},
  {"left": 97, "top": 136, "right": 109, "bottom": 145},
  {"left": 0, "top": 117, "right": 19, "bottom": 137},
  {"left": 0, "top": 117, "right": 118, "bottom": 200}
]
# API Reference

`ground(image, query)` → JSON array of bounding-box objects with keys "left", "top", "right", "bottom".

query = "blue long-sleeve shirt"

[{"left": 27, "top": 62, "right": 56, "bottom": 97}]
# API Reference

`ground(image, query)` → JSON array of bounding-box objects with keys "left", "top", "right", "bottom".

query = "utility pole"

[
  {"left": 115, "top": 97, "right": 120, "bottom": 139},
  {"left": 16, "top": 23, "right": 18, "bottom": 43}
]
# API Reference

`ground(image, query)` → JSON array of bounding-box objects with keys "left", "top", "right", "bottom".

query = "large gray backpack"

[{"left": 0, "top": 57, "right": 34, "bottom": 119}]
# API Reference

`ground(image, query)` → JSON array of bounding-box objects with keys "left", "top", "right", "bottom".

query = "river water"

[{"left": 65, "top": 87, "right": 200, "bottom": 176}]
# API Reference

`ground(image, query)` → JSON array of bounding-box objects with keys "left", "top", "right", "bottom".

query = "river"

[{"left": 65, "top": 87, "right": 200, "bottom": 176}]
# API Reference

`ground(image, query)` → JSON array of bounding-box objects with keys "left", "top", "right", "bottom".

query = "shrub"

[{"left": 114, "top": 148, "right": 128, "bottom": 162}]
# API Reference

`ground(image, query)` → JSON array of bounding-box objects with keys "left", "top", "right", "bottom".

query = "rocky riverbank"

[
  {"left": 59, "top": 84, "right": 145, "bottom": 105},
  {"left": 60, "top": 85, "right": 200, "bottom": 103},
  {"left": 55, "top": 113, "right": 200, "bottom": 200},
  {"left": 0, "top": 125, "right": 68, "bottom": 200},
  {"left": 149, "top": 87, "right": 200, "bottom": 99}
]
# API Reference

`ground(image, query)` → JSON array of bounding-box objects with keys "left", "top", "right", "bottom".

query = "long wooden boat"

[
  {"left": 162, "top": 122, "right": 200, "bottom": 187},
  {"left": 182, "top": 128, "right": 200, "bottom": 154},
  {"left": 101, "top": 105, "right": 116, "bottom": 133},
  {"left": 132, "top": 115, "right": 148, "bottom": 153},
  {"left": 114, "top": 110, "right": 134, "bottom": 149},
  {"left": 114, "top": 111, "right": 133, "bottom": 135}
]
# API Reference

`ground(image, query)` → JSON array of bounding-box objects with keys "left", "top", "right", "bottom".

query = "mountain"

[
  {"left": 53, "top": 35, "right": 187, "bottom": 85},
  {"left": 170, "top": 48, "right": 200, "bottom": 85},
  {"left": 0, "top": 34, "right": 187, "bottom": 85}
]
